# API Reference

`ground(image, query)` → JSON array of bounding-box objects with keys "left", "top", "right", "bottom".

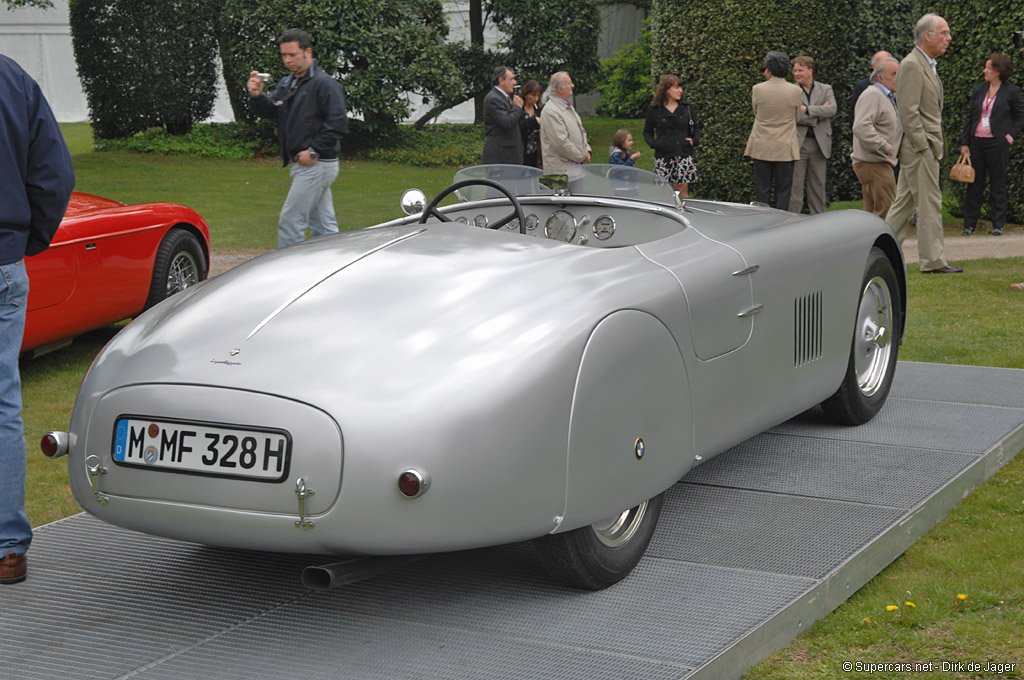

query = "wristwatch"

[{"left": 308, "top": 148, "right": 319, "bottom": 160}]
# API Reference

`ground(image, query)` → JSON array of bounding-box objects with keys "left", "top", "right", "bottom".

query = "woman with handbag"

[
  {"left": 959, "top": 54, "right": 1024, "bottom": 235},
  {"left": 644, "top": 75, "right": 700, "bottom": 198}
]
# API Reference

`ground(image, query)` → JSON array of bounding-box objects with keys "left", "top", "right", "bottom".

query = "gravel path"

[{"left": 208, "top": 231, "right": 1024, "bottom": 277}]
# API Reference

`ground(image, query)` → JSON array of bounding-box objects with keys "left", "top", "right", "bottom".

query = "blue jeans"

[
  {"left": 278, "top": 159, "right": 340, "bottom": 248},
  {"left": 0, "top": 261, "right": 30, "bottom": 556}
]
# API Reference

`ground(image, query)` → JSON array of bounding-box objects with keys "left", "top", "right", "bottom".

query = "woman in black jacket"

[
  {"left": 643, "top": 75, "right": 701, "bottom": 197},
  {"left": 519, "top": 80, "right": 543, "bottom": 168},
  {"left": 958, "top": 54, "right": 1024, "bottom": 235}
]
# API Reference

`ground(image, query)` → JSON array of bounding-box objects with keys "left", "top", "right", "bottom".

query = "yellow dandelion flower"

[
  {"left": 957, "top": 593, "right": 967, "bottom": 600},
  {"left": 862, "top": 617, "right": 871, "bottom": 622},
  {"left": 886, "top": 605, "right": 900, "bottom": 611},
  {"left": 904, "top": 601, "right": 916, "bottom": 607}
]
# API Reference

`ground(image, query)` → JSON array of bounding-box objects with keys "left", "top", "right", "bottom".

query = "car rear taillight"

[
  {"left": 397, "top": 469, "right": 429, "bottom": 498},
  {"left": 41, "top": 431, "right": 69, "bottom": 459}
]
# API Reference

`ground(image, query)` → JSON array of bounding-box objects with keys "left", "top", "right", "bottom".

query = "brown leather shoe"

[
  {"left": 0, "top": 551, "right": 27, "bottom": 584},
  {"left": 922, "top": 265, "right": 964, "bottom": 274}
]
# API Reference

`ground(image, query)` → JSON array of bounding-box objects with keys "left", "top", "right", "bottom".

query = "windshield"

[{"left": 452, "top": 164, "right": 678, "bottom": 207}]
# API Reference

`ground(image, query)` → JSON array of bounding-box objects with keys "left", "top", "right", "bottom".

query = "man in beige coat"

[
  {"left": 852, "top": 57, "right": 901, "bottom": 217},
  {"left": 540, "top": 72, "right": 591, "bottom": 175},
  {"left": 884, "top": 14, "right": 960, "bottom": 273},
  {"left": 745, "top": 52, "right": 802, "bottom": 209}
]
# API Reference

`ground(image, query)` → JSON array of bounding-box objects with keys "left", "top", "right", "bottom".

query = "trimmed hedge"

[
  {"left": 69, "top": 0, "right": 220, "bottom": 139},
  {"left": 651, "top": 0, "right": 1024, "bottom": 221},
  {"left": 651, "top": 0, "right": 862, "bottom": 203}
]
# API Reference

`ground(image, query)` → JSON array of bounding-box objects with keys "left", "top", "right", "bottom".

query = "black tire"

[
  {"left": 532, "top": 492, "right": 665, "bottom": 590},
  {"left": 821, "top": 246, "right": 901, "bottom": 425},
  {"left": 144, "top": 228, "right": 208, "bottom": 311}
]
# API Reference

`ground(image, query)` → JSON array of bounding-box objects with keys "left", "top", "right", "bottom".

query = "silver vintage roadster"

[{"left": 46, "top": 165, "right": 905, "bottom": 590}]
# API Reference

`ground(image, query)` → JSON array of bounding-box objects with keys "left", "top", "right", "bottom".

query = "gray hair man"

[
  {"left": 849, "top": 50, "right": 893, "bottom": 126},
  {"left": 540, "top": 72, "right": 591, "bottom": 174},
  {"left": 851, "top": 57, "right": 901, "bottom": 217},
  {"left": 884, "top": 13, "right": 960, "bottom": 273}
]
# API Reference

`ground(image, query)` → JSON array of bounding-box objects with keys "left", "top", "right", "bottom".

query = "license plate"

[{"left": 112, "top": 416, "right": 291, "bottom": 482}]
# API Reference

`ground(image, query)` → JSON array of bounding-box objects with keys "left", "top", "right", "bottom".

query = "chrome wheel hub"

[
  {"left": 854, "top": 275, "right": 893, "bottom": 396},
  {"left": 166, "top": 251, "right": 199, "bottom": 296},
  {"left": 591, "top": 500, "right": 649, "bottom": 547}
]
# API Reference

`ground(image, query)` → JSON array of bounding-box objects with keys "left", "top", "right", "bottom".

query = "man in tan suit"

[
  {"left": 540, "top": 72, "right": 591, "bottom": 175},
  {"left": 884, "top": 14, "right": 960, "bottom": 273},
  {"left": 745, "top": 52, "right": 802, "bottom": 209},
  {"left": 790, "top": 56, "right": 836, "bottom": 214},
  {"left": 852, "top": 57, "right": 901, "bottom": 217}
]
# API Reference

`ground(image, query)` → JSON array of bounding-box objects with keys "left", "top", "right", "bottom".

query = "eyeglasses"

[{"left": 931, "top": 30, "right": 951, "bottom": 37}]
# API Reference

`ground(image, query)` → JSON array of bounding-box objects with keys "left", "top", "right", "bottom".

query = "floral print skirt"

[{"left": 654, "top": 155, "right": 697, "bottom": 184}]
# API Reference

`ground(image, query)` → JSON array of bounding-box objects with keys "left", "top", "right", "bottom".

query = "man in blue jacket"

[
  {"left": 248, "top": 29, "right": 349, "bottom": 248},
  {"left": 0, "top": 54, "right": 75, "bottom": 585}
]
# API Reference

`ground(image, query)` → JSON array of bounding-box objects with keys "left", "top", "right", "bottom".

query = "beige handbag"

[{"left": 949, "top": 153, "right": 975, "bottom": 183}]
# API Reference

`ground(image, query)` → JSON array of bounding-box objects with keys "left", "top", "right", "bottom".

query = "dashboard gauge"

[
  {"left": 593, "top": 215, "right": 616, "bottom": 240},
  {"left": 473, "top": 214, "right": 489, "bottom": 228},
  {"left": 505, "top": 218, "right": 520, "bottom": 231},
  {"left": 525, "top": 214, "right": 540, "bottom": 231},
  {"left": 544, "top": 210, "right": 577, "bottom": 242},
  {"left": 455, "top": 216, "right": 469, "bottom": 225}
]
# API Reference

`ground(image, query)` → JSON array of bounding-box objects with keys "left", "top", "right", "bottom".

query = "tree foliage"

[
  {"left": 216, "top": 0, "right": 463, "bottom": 136},
  {"left": 489, "top": 0, "right": 602, "bottom": 92},
  {"left": 414, "top": 0, "right": 602, "bottom": 127},
  {"left": 69, "top": 0, "right": 220, "bottom": 139},
  {"left": 1, "top": 0, "right": 53, "bottom": 7},
  {"left": 595, "top": 17, "right": 653, "bottom": 118}
]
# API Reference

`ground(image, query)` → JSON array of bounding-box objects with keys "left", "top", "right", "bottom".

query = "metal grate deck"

[{"left": 2, "top": 361, "right": 1022, "bottom": 680}]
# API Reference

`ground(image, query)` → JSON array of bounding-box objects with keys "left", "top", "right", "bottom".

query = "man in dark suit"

[
  {"left": 884, "top": 14, "right": 960, "bottom": 274},
  {"left": 481, "top": 66, "right": 525, "bottom": 165}
]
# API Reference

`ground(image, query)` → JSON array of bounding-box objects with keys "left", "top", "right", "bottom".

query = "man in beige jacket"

[
  {"left": 540, "top": 72, "right": 591, "bottom": 175},
  {"left": 852, "top": 57, "right": 901, "bottom": 217},
  {"left": 745, "top": 52, "right": 802, "bottom": 209},
  {"left": 884, "top": 14, "right": 960, "bottom": 273}
]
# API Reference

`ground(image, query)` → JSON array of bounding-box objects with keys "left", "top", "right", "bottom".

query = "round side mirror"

[{"left": 401, "top": 189, "right": 427, "bottom": 215}]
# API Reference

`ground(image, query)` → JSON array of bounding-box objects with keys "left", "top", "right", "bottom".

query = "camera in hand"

[{"left": 1014, "top": 30, "right": 1024, "bottom": 50}]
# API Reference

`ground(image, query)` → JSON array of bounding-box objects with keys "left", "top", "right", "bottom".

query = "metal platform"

[{"left": 2, "top": 361, "right": 1023, "bottom": 680}]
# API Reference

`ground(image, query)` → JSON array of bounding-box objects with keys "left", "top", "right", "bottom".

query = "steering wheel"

[{"left": 418, "top": 178, "right": 527, "bottom": 234}]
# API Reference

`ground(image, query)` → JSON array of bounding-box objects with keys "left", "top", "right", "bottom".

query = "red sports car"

[{"left": 23, "top": 192, "right": 211, "bottom": 354}]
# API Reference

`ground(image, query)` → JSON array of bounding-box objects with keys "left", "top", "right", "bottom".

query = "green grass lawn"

[{"left": 25, "top": 123, "right": 1024, "bottom": 676}]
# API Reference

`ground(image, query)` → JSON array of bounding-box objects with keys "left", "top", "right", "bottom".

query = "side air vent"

[{"left": 794, "top": 292, "right": 822, "bottom": 367}]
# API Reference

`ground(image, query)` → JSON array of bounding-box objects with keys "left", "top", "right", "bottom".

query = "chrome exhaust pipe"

[{"left": 301, "top": 554, "right": 426, "bottom": 590}]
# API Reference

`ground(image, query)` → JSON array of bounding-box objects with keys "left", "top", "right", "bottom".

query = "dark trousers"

[
  {"left": 963, "top": 136, "right": 1010, "bottom": 231},
  {"left": 753, "top": 159, "right": 794, "bottom": 210}
]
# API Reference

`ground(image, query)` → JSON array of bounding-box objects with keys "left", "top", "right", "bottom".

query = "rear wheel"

[
  {"left": 532, "top": 492, "right": 664, "bottom": 589},
  {"left": 821, "top": 247, "right": 901, "bottom": 425},
  {"left": 144, "top": 229, "right": 207, "bottom": 310}
]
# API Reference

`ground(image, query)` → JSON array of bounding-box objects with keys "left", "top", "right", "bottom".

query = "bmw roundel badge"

[{"left": 634, "top": 437, "right": 645, "bottom": 460}]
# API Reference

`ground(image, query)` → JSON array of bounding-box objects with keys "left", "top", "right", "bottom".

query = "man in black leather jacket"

[{"left": 248, "top": 28, "right": 349, "bottom": 248}]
